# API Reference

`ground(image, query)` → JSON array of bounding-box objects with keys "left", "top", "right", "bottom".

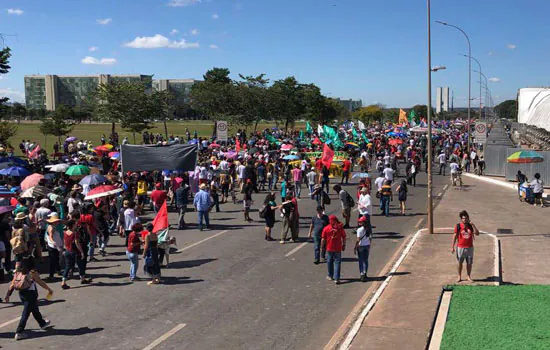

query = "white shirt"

[
  {"left": 301, "top": 160, "right": 308, "bottom": 171},
  {"left": 307, "top": 171, "right": 317, "bottom": 185},
  {"left": 237, "top": 164, "right": 246, "bottom": 179},
  {"left": 124, "top": 208, "right": 138, "bottom": 231},
  {"left": 67, "top": 198, "right": 80, "bottom": 214},
  {"left": 356, "top": 226, "right": 371, "bottom": 246},
  {"left": 438, "top": 153, "right": 446, "bottom": 164},
  {"left": 219, "top": 160, "right": 229, "bottom": 171},
  {"left": 450, "top": 162, "right": 459, "bottom": 174},
  {"left": 383, "top": 155, "right": 391, "bottom": 165},
  {"left": 199, "top": 166, "right": 208, "bottom": 179},
  {"left": 375, "top": 177, "right": 385, "bottom": 191},
  {"left": 531, "top": 179, "right": 544, "bottom": 194},
  {"left": 383, "top": 167, "right": 394, "bottom": 181},
  {"left": 358, "top": 194, "right": 372, "bottom": 215}
]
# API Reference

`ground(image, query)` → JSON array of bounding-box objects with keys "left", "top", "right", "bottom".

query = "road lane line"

[
  {"left": 177, "top": 230, "right": 228, "bottom": 253},
  {"left": 285, "top": 242, "right": 308, "bottom": 257},
  {"left": 415, "top": 218, "right": 423, "bottom": 228},
  {"left": 443, "top": 184, "right": 449, "bottom": 191},
  {"left": 0, "top": 317, "right": 21, "bottom": 329},
  {"left": 143, "top": 323, "right": 187, "bottom": 350},
  {"left": 437, "top": 192, "right": 443, "bottom": 197}
]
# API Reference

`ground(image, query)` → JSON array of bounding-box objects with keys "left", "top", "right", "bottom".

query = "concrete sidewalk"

[{"left": 346, "top": 175, "right": 507, "bottom": 350}]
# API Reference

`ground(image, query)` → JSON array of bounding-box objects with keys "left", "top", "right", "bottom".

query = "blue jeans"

[
  {"left": 295, "top": 181, "right": 301, "bottom": 198},
  {"left": 198, "top": 211, "right": 210, "bottom": 229},
  {"left": 357, "top": 245, "right": 370, "bottom": 275},
  {"left": 380, "top": 196, "right": 390, "bottom": 216},
  {"left": 309, "top": 184, "right": 315, "bottom": 199},
  {"left": 126, "top": 251, "right": 139, "bottom": 280},
  {"left": 16, "top": 289, "right": 46, "bottom": 333},
  {"left": 88, "top": 234, "right": 97, "bottom": 258},
  {"left": 313, "top": 233, "right": 326, "bottom": 262},
  {"left": 327, "top": 251, "right": 342, "bottom": 280}
]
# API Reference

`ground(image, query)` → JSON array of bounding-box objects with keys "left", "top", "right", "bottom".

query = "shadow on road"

[
  {"left": 0, "top": 326, "right": 104, "bottom": 340},
  {"left": 167, "top": 258, "right": 217, "bottom": 269}
]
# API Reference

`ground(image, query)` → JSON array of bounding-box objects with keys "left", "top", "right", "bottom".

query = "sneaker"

[
  {"left": 279, "top": 240, "right": 285, "bottom": 244},
  {"left": 360, "top": 274, "right": 367, "bottom": 282},
  {"left": 313, "top": 260, "right": 319, "bottom": 265},
  {"left": 321, "top": 258, "right": 327, "bottom": 263},
  {"left": 289, "top": 239, "right": 296, "bottom": 243},
  {"left": 14, "top": 333, "right": 27, "bottom": 341},
  {"left": 61, "top": 284, "right": 71, "bottom": 290},
  {"left": 326, "top": 276, "right": 333, "bottom": 281},
  {"left": 335, "top": 279, "right": 341, "bottom": 285},
  {"left": 80, "top": 278, "right": 92, "bottom": 285},
  {"left": 40, "top": 320, "right": 52, "bottom": 330}
]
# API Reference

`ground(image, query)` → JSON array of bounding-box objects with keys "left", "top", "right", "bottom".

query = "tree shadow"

[
  {"left": 0, "top": 326, "right": 104, "bottom": 340},
  {"left": 166, "top": 258, "right": 217, "bottom": 269}
]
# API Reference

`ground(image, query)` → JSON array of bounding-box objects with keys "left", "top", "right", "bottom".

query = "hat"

[
  {"left": 155, "top": 183, "right": 162, "bottom": 189},
  {"left": 14, "top": 212, "right": 27, "bottom": 220},
  {"left": 358, "top": 216, "right": 367, "bottom": 223},
  {"left": 46, "top": 213, "right": 61, "bottom": 223},
  {"left": 199, "top": 183, "right": 207, "bottom": 190}
]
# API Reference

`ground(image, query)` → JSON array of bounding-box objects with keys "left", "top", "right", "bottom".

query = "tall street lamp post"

[
  {"left": 427, "top": 0, "right": 433, "bottom": 235},
  {"left": 437, "top": 20, "right": 471, "bottom": 154},
  {"left": 464, "top": 54, "right": 483, "bottom": 120}
]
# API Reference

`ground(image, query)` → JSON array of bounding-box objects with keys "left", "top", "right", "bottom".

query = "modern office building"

[
  {"left": 335, "top": 98, "right": 362, "bottom": 111},
  {"left": 24, "top": 74, "right": 153, "bottom": 111},
  {"left": 436, "top": 86, "right": 450, "bottom": 114},
  {"left": 152, "top": 79, "right": 199, "bottom": 105}
]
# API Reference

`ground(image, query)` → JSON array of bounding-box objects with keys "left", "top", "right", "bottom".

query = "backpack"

[
  {"left": 259, "top": 205, "right": 268, "bottom": 219},
  {"left": 13, "top": 271, "right": 33, "bottom": 290},
  {"left": 322, "top": 191, "right": 331, "bottom": 205},
  {"left": 10, "top": 230, "right": 27, "bottom": 255},
  {"left": 346, "top": 192, "right": 355, "bottom": 207}
]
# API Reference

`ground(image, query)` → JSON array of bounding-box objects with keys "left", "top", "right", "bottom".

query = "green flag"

[
  {"left": 361, "top": 130, "right": 369, "bottom": 143},
  {"left": 266, "top": 134, "right": 278, "bottom": 144},
  {"left": 323, "top": 125, "right": 343, "bottom": 149},
  {"left": 352, "top": 128, "right": 358, "bottom": 140},
  {"left": 306, "top": 121, "right": 313, "bottom": 134},
  {"left": 408, "top": 110, "right": 418, "bottom": 124},
  {"left": 299, "top": 130, "right": 304, "bottom": 140}
]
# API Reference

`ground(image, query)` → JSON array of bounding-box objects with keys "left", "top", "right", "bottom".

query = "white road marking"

[
  {"left": 443, "top": 184, "right": 449, "bottom": 191},
  {"left": 0, "top": 316, "right": 21, "bottom": 329},
  {"left": 143, "top": 323, "right": 187, "bottom": 350},
  {"left": 285, "top": 242, "right": 309, "bottom": 257},
  {"left": 415, "top": 218, "right": 423, "bottom": 228},
  {"left": 437, "top": 192, "right": 443, "bottom": 197},
  {"left": 177, "top": 230, "right": 228, "bottom": 253}
]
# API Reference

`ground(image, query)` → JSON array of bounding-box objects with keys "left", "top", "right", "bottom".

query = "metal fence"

[{"left": 484, "top": 145, "right": 519, "bottom": 176}]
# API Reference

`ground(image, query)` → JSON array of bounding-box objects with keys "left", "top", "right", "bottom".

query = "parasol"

[
  {"left": 506, "top": 150, "right": 544, "bottom": 164},
  {"left": 283, "top": 155, "right": 300, "bottom": 161},
  {"left": 84, "top": 185, "right": 123, "bottom": 200},
  {"left": 20, "top": 185, "right": 52, "bottom": 199},
  {"left": 49, "top": 163, "right": 70, "bottom": 173},
  {"left": 280, "top": 144, "right": 293, "bottom": 151},
  {"left": 79, "top": 174, "right": 107, "bottom": 186},
  {"left": 0, "top": 166, "right": 31, "bottom": 177},
  {"left": 0, "top": 206, "right": 15, "bottom": 215},
  {"left": 66, "top": 136, "right": 77, "bottom": 142},
  {"left": 65, "top": 165, "right": 91, "bottom": 176},
  {"left": 21, "top": 173, "right": 44, "bottom": 191}
]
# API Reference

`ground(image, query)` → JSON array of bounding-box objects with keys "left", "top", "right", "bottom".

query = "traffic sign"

[
  {"left": 217, "top": 121, "right": 228, "bottom": 142},
  {"left": 475, "top": 122, "right": 487, "bottom": 143}
]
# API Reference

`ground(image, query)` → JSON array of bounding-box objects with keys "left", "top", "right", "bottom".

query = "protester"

[
  {"left": 142, "top": 223, "right": 161, "bottom": 285},
  {"left": 396, "top": 180, "right": 408, "bottom": 216},
  {"left": 193, "top": 183, "right": 212, "bottom": 231},
  {"left": 126, "top": 223, "right": 143, "bottom": 282},
  {"left": 379, "top": 180, "right": 392, "bottom": 217},
  {"left": 321, "top": 215, "right": 346, "bottom": 284},
  {"left": 354, "top": 216, "right": 372, "bottom": 282},
  {"left": 175, "top": 182, "right": 190, "bottom": 229},
  {"left": 280, "top": 194, "right": 297, "bottom": 243},
  {"left": 451, "top": 210, "right": 480, "bottom": 282},
  {"left": 261, "top": 192, "right": 279, "bottom": 241},
  {"left": 308, "top": 206, "right": 329, "bottom": 264},
  {"left": 45, "top": 213, "right": 63, "bottom": 280},
  {"left": 334, "top": 184, "right": 353, "bottom": 228}
]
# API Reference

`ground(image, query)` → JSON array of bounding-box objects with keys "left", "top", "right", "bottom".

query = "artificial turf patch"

[{"left": 441, "top": 285, "right": 550, "bottom": 350}]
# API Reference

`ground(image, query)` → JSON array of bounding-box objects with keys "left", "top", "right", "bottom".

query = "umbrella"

[
  {"left": 0, "top": 157, "right": 28, "bottom": 167},
  {"left": 249, "top": 147, "right": 260, "bottom": 155},
  {"left": 0, "top": 186, "right": 15, "bottom": 198},
  {"left": 388, "top": 139, "right": 404, "bottom": 146},
  {"left": 109, "top": 151, "right": 120, "bottom": 158},
  {"left": 0, "top": 166, "right": 31, "bottom": 177},
  {"left": 346, "top": 142, "right": 359, "bottom": 148},
  {"left": 281, "top": 144, "right": 293, "bottom": 151},
  {"left": 79, "top": 174, "right": 107, "bottom": 186},
  {"left": 21, "top": 173, "right": 44, "bottom": 191},
  {"left": 0, "top": 206, "right": 14, "bottom": 215},
  {"left": 66, "top": 136, "right": 77, "bottom": 142},
  {"left": 283, "top": 155, "right": 300, "bottom": 161},
  {"left": 209, "top": 143, "right": 221, "bottom": 148},
  {"left": 352, "top": 172, "right": 371, "bottom": 179},
  {"left": 65, "top": 165, "right": 91, "bottom": 176},
  {"left": 188, "top": 139, "right": 198, "bottom": 145},
  {"left": 50, "top": 163, "right": 70, "bottom": 173},
  {"left": 507, "top": 150, "right": 544, "bottom": 164},
  {"left": 84, "top": 185, "right": 123, "bottom": 200},
  {"left": 20, "top": 185, "right": 52, "bottom": 199},
  {"left": 94, "top": 145, "right": 110, "bottom": 153}
]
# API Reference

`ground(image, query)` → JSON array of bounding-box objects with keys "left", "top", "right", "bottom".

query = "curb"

[
  {"left": 426, "top": 289, "right": 453, "bottom": 350},
  {"left": 463, "top": 172, "right": 548, "bottom": 198},
  {"left": 482, "top": 231, "right": 502, "bottom": 286}
]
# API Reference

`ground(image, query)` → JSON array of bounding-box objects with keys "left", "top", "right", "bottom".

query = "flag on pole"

[
  {"left": 321, "top": 143, "right": 335, "bottom": 168},
  {"left": 317, "top": 124, "right": 323, "bottom": 135},
  {"left": 351, "top": 128, "right": 358, "bottom": 140},
  {"left": 152, "top": 200, "right": 169, "bottom": 243},
  {"left": 357, "top": 120, "right": 366, "bottom": 130},
  {"left": 398, "top": 109, "right": 408, "bottom": 124},
  {"left": 408, "top": 110, "right": 418, "bottom": 126},
  {"left": 28, "top": 145, "right": 41, "bottom": 159},
  {"left": 306, "top": 121, "right": 313, "bottom": 134}
]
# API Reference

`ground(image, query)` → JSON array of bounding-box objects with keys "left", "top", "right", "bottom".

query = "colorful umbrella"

[
  {"left": 0, "top": 166, "right": 31, "bottom": 177},
  {"left": 283, "top": 155, "right": 300, "bottom": 160},
  {"left": 79, "top": 174, "right": 106, "bottom": 186},
  {"left": 84, "top": 185, "right": 123, "bottom": 200},
  {"left": 94, "top": 145, "right": 110, "bottom": 153},
  {"left": 109, "top": 151, "right": 120, "bottom": 159},
  {"left": 66, "top": 136, "right": 77, "bottom": 142},
  {"left": 21, "top": 173, "right": 44, "bottom": 191},
  {"left": 507, "top": 150, "right": 544, "bottom": 164},
  {"left": 388, "top": 139, "right": 404, "bottom": 146},
  {"left": 281, "top": 144, "right": 293, "bottom": 151},
  {"left": 65, "top": 165, "right": 91, "bottom": 176},
  {"left": 312, "top": 138, "right": 322, "bottom": 145},
  {"left": 346, "top": 142, "right": 359, "bottom": 148},
  {"left": 20, "top": 185, "right": 52, "bottom": 199},
  {"left": 352, "top": 172, "right": 371, "bottom": 179},
  {"left": 49, "top": 163, "right": 70, "bottom": 173}
]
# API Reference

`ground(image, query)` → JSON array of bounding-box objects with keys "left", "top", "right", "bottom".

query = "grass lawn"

[
  {"left": 441, "top": 285, "right": 550, "bottom": 350},
  {"left": 8, "top": 120, "right": 306, "bottom": 155}
]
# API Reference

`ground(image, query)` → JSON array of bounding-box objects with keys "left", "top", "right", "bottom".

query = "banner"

[
  {"left": 305, "top": 151, "right": 348, "bottom": 162},
  {"left": 121, "top": 143, "right": 197, "bottom": 172},
  {"left": 398, "top": 109, "right": 408, "bottom": 124},
  {"left": 321, "top": 144, "right": 335, "bottom": 169}
]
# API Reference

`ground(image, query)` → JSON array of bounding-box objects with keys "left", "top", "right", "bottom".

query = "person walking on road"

[
  {"left": 280, "top": 194, "right": 297, "bottom": 243},
  {"left": 357, "top": 187, "right": 372, "bottom": 229},
  {"left": 193, "top": 183, "right": 212, "bottom": 231},
  {"left": 321, "top": 215, "right": 346, "bottom": 284},
  {"left": 354, "top": 216, "right": 372, "bottom": 282},
  {"left": 451, "top": 210, "right": 480, "bottom": 282},
  {"left": 341, "top": 158, "right": 352, "bottom": 185},
  {"left": 262, "top": 192, "right": 279, "bottom": 241},
  {"left": 308, "top": 206, "right": 329, "bottom": 264},
  {"left": 396, "top": 180, "right": 408, "bottom": 216},
  {"left": 438, "top": 151, "right": 447, "bottom": 176},
  {"left": 4, "top": 256, "right": 53, "bottom": 341},
  {"left": 379, "top": 180, "right": 392, "bottom": 217},
  {"left": 175, "top": 182, "right": 189, "bottom": 229},
  {"left": 334, "top": 184, "right": 353, "bottom": 228},
  {"left": 126, "top": 223, "right": 143, "bottom": 282}
]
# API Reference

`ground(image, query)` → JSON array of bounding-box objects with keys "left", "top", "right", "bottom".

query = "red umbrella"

[
  {"left": 84, "top": 185, "right": 123, "bottom": 200},
  {"left": 388, "top": 139, "right": 404, "bottom": 146},
  {"left": 281, "top": 144, "right": 293, "bottom": 151},
  {"left": 21, "top": 173, "right": 44, "bottom": 191}
]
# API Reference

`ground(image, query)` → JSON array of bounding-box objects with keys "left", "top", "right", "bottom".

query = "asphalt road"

[{"left": 0, "top": 164, "right": 450, "bottom": 350}]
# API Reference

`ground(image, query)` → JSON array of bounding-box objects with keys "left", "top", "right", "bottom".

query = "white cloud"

[
  {"left": 488, "top": 77, "right": 501, "bottom": 83},
  {"left": 96, "top": 18, "right": 112, "bottom": 25},
  {"left": 507, "top": 43, "right": 516, "bottom": 49},
  {"left": 212, "top": 13, "right": 219, "bottom": 19},
  {"left": 7, "top": 8, "right": 24, "bottom": 15},
  {"left": 190, "top": 29, "right": 200, "bottom": 35},
  {"left": 209, "top": 44, "right": 219, "bottom": 49},
  {"left": 0, "top": 88, "right": 24, "bottom": 102},
  {"left": 170, "top": 29, "right": 179, "bottom": 35},
  {"left": 81, "top": 56, "right": 117, "bottom": 65},
  {"left": 123, "top": 34, "right": 199, "bottom": 49},
  {"left": 89, "top": 46, "right": 99, "bottom": 52},
  {"left": 168, "top": 0, "right": 201, "bottom": 7}
]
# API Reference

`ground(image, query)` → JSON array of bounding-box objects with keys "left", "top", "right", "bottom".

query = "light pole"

[
  {"left": 437, "top": 20, "right": 471, "bottom": 154},
  {"left": 427, "top": 0, "right": 433, "bottom": 234},
  {"left": 464, "top": 54, "right": 483, "bottom": 120}
]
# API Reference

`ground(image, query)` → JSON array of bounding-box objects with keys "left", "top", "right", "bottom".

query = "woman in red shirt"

[
  {"left": 61, "top": 220, "right": 86, "bottom": 290},
  {"left": 126, "top": 223, "right": 142, "bottom": 282}
]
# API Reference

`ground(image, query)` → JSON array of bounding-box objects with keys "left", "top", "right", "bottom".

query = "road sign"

[
  {"left": 475, "top": 122, "right": 487, "bottom": 143},
  {"left": 217, "top": 121, "right": 228, "bottom": 142}
]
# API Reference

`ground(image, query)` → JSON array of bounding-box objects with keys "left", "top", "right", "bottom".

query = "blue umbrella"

[
  {"left": 0, "top": 157, "right": 28, "bottom": 166},
  {"left": 79, "top": 174, "right": 107, "bottom": 186},
  {"left": 162, "top": 170, "right": 172, "bottom": 176},
  {"left": 283, "top": 155, "right": 300, "bottom": 161},
  {"left": 0, "top": 166, "right": 31, "bottom": 177},
  {"left": 188, "top": 139, "right": 198, "bottom": 145}
]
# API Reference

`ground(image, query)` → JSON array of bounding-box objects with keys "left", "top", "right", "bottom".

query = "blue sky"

[{"left": 1, "top": 0, "right": 550, "bottom": 108}]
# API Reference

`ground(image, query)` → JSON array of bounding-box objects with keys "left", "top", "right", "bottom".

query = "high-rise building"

[
  {"left": 435, "top": 87, "right": 450, "bottom": 114},
  {"left": 24, "top": 74, "right": 153, "bottom": 111},
  {"left": 335, "top": 98, "right": 362, "bottom": 111},
  {"left": 152, "top": 79, "right": 199, "bottom": 105}
]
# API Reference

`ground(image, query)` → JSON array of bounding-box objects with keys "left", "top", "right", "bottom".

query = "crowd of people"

[{"left": 0, "top": 118, "right": 488, "bottom": 340}]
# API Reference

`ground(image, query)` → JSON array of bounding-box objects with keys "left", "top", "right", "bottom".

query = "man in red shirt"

[
  {"left": 150, "top": 183, "right": 167, "bottom": 213},
  {"left": 321, "top": 215, "right": 346, "bottom": 284},
  {"left": 451, "top": 210, "right": 480, "bottom": 282},
  {"left": 341, "top": 158, "right": 352, "bottom": 185}
]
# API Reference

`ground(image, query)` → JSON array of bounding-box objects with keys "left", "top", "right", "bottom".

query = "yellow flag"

[{"left": 398, "top": 109, "right": 408, "bottom": 124}]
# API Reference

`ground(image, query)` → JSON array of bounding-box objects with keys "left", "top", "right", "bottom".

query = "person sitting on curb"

[{"left": 451, "top": 210, "right": 480, "bottom": 283}]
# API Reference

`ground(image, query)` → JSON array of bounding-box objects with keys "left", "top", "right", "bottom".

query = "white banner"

[{"left": 217, "top": 121, "right": 228, "bottom": 142}]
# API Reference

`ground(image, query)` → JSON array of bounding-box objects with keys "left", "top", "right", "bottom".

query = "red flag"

[
  {"left": 152, "top": 200, "right": 169, "bottom": 233},
  {"left": 321, "top": 144, "right": 334, "bottom": 169},
  {"left": 28, "top": 145, "right": 41, "bottom": 159},
  {"left": 236, "top": 139, "right": 241, "bottom": 152}
]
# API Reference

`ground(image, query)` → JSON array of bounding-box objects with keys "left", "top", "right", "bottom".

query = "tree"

[
  {"left": 0, "top": 122, "right": 17, "bottom": 146},
  {"left": 320, "top": 98, "right": 350, "bottom": 124},
  {"left": 270, "top": 77, "right": 304, "bottom": 129},
  {"left": 190, "top": 68, "right": 237, "bottom": 123},
  {"left": 39, "top": 105, "right": 75, "bottom": 145},
  {"left": 12, "top": 103, "right": 27, "bottom": 123},
  {"left": 411, "top": 104, "right": 428, "bottom": 119},
  {"left": 382, "top": 108, "right": 400, "bottom": 123},
  {"left": 0, "top": 47, "right": 12, "bottom": 108},
  {"left": 494, "top": 100, "right": 517, "bottom": 120},
  {"left": 148, "top": 90, "right": 173, "bottom": 138},
  {"left": 353, "top": 105, "right": 383, "bottom": 124},
  {"left": 234, "top": 74, "right": 271, "bottom": 131}
]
